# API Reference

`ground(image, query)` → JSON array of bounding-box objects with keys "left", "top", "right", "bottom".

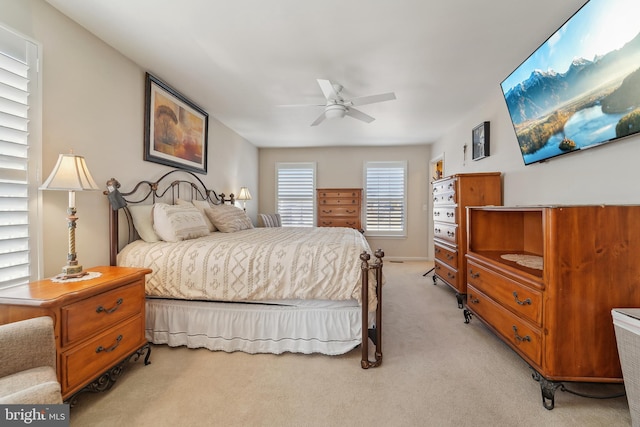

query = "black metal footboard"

[{"left": 360, "top": 249, "right": 384, "bottom": 369}]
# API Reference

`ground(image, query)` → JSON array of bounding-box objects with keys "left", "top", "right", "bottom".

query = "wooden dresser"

[
  {"left": 464, "top": 205, "right": 640, "bottom": 409},
  {"left": 317, "top": 188, "right": 362, "bottom": 230},
  {"left": 431, "top": 173, "right": 501, "bottom": 307},
  {"left": 0, "top": 266, "right": 151, "bottom": 404}
]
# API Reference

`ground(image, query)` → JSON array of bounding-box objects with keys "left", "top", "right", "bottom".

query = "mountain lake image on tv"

[{"left": 500, "top": 0, "right": 640, "bottom": 165}]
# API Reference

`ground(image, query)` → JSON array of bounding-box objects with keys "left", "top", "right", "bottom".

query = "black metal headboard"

[{"left": 104, "top": 169, "right": 234, "bottom": 265}]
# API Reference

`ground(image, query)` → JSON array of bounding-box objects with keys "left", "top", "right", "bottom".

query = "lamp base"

[{"left": 55, "top": 264, "right": 88, "bottom": 281}]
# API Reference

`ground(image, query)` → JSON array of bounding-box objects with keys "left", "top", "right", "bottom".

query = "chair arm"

[{"left": 0, "top": 317, "right": 57, "bottom": 378}]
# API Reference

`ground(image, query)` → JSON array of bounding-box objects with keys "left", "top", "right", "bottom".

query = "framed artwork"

[
  {"left": 472, "top": 121, "right": 490, "bottom": 161},
  {"left": 144, "top": 73, "right": 209, "bottom": 174}
]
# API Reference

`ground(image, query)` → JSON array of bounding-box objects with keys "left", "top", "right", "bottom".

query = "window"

[
  {"left": 275, "top": 162, "right": 316, "bottom": 227},
  {"left": 364, "top": 161, "right": 407, "bottom": 237},
  {"left": 0, "top": 25, "right": 40, "bottom": 289}
]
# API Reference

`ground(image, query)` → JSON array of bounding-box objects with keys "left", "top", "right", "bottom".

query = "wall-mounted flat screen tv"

[{"left": 500, "top": 0, "right": 640, "bottom": 165}]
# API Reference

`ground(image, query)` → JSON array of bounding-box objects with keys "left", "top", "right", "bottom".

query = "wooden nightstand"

[{"left": 0, "top": 266, "right": 151, "bottom": 405}]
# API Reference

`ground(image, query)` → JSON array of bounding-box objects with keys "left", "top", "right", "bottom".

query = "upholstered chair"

[
  {"left": 0, "top": 316, "right": 63, "bottom": 404},
  {"left": 258, "top": 213, "right": 282, "bottom": 227}
]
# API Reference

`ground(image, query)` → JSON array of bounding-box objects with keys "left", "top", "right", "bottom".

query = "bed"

[{"left": 105, "top": 169, "right": 384, "bottom": 368}]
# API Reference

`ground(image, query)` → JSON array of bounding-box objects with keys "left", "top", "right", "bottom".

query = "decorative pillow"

[
  {"left": 204, "top": 204, "right": 254, "bottom": 233},
  {"left": 153, "top": 202, "right": 210, "bottom": 242},
  {"left": 128, "top": 204, "right": 160, "bottom": 243},
  {"left": 192, "top": 200, "right": 218, "bottom": 232}
]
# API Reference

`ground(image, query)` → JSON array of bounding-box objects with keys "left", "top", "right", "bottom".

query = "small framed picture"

[
  {"left": 472, "top": 121, "right": 490, "bottom": 161},
  {"left": 144, "top": 73, "right": 209, "bottom": 174}
]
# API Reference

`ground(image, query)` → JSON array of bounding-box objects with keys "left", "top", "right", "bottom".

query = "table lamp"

[
  {"left": 237, "top": 187, "right": 252, "bottom": 211},
  {"left": 40, "top": 153, "right": 99, "bottom": 279}
]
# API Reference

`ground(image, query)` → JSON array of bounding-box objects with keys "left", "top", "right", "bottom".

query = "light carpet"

[{"left": 69, "top": 261, "right": 631, "bottom": 426}]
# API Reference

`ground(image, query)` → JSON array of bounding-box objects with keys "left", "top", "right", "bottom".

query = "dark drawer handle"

[
  {"left": 434, "top": 247, "right": 441, "bottom": 254},
  {"left": 446, "top": 253, "right": 454, "bottom": 260},
  {"left": 435, "top": 228, "right": 441, "bottom": 233},
  {"left": 96, "top": 335, "right": 123, "bottom": 353},
  {"left": 346, "top": 209, "right": 356, "bottom": 214},
  {"left": 447, "top": 195, "right": 454, "bottom": 201},
  {"left": 469, "top": 270, "right": 480, "bottom": 279},
  {"left": 512, "top": 326, "right": 531, "bottom": 343},
  {"left": 434, "top": 211, "right": 440, "bottom": 216},
  {"left": 468, "top": 294, "right": 479, "bottom": 304},
  {"left": 322, "top": 209, "right": 332, "bottom": 214},
  {"left": 513, "top": 292, "right": 532, "bottom": 306},
  {"left": 447, "top": 231, "right": 455, "bottom": 237},
  {"left": 446, "top": 212, "right": 454, "bottom": 218},
  {"left": 447, "top": 272, "right": 455, "bottom": 279},
  {"left": 96, "top": 298, "right": 123, "bottom": 314}
]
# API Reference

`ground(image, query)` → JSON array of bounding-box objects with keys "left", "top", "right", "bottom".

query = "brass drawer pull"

[
  {"left": 513, "top": 291, "right": 532, "bottom": 306},
  {"left": 346, "top": 209, "right": 356, "bottom": 214},
  {"left": 96, "top": 335, "right": 123, "bottom": 353},
  {"left": 512, "top": 326, "right": 531, "bottom": 343},
  {"left": 469, "top": 295, "right": 479, "bottom": 304},
  {"left": 469, "top": 270, "right": 480, "bottom": 279},
  {"left": 445, "top": 253, "right": 454, "bottom": 260},
  {"left": 96, "top": 298, "right": 123, "bottom": 314},
  {"left": 322, "top": 209, "right": 332, "bottom": 214}
]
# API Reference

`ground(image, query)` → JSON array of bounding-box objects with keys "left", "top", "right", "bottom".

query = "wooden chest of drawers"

[
  {"left": 431, "top": 173, "right": 501, "bottom": 308},
  {"left": 0, "top": 266, "right": 151, "bottom": 403},
  {"left": 465, "top": 205, "right": 640, "bottom": 409},
  {"left": 317, "top": 188, "right": 362, "bottom": 230}
]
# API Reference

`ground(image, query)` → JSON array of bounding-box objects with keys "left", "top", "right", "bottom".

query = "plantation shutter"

[
  {"left": 0, "top": 27, "right": 37, "bottom": 289},
  {"left": 365, "top": 161, "right": 407, "bottom": 236},
  {"left": 276, "top": 162, "right": 316, "bottom": 227}
]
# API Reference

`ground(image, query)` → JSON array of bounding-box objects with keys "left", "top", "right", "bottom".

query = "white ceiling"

[{"left": 45, "top": 0, "right": 587, "bottom": 148}]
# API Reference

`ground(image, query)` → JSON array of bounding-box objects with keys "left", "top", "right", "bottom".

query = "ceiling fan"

[{"left": 285, "top": 79, "right": 396, "bottom": 126}]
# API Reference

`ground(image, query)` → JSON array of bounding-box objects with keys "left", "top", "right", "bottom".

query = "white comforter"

[{"left": 117, "top": 227, "right": 379, "bottom": 310}]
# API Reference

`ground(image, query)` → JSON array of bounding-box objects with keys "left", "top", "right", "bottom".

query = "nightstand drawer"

[
  {"left": 62, "top": 314, "right": 145, "bottom": 392},
  {"left": 62, "top": 280, "right": 144, "bottom": 346}
]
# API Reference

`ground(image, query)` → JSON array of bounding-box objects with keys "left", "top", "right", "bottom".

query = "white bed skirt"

[{"left": 145, "top": 298, "right": 373, "bottom": 355}]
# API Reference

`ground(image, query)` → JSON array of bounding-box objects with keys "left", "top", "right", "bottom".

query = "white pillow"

[
  {"left": 128, "top": 204, "right": 160, "bottom": 243},
  {"left": 192, "top": 200, "right": 218, "bottom": 232},
  {"left": 153, "top": 202, "right": 210, "bottom": 242},
  {"left": 204, "top": 204, "right": 254, "bottom": 233}
]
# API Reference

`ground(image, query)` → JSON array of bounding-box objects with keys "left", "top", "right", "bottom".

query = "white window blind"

[
  {"left": 364, "top": 161, "right": 407, "bottom": 237},
  {"left": 0, "top": 26, "right": 38, "bottom": 289},
  {"left": 276, "top": 162, "right": 316, "bottom": 227}
]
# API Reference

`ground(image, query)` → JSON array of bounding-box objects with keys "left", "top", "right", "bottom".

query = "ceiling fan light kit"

[{"left": 289, "top": 79, "right": 396, "bottom": 126}]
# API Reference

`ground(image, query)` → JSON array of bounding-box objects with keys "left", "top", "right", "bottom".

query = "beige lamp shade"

[
  {"left": 237, "top": 187, "right": 252, "bottom": 201},
  {"left": 40, "top": 153, "right": 99, "bottom": 191}
]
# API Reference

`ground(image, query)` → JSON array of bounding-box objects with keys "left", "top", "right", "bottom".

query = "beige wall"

[
  {"left": 3, "top": 0, "right": 258, "bottom": 278},
  {"left": 259, "top": 145, "right": 432, "bottom": 260}
]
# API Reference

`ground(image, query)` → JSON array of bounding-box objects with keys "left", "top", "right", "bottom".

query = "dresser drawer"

[
  {"left": 467, "top": 261, "right": 542, "bottom": 326},
  {"left": 318, "top": 197, "right": 360, "bottom": 206},
  {"left": 467, "top": 285, "right": 542, "bottom": 367},
  {"left": 317, "top": 190, "right": 360, "bottom": 199},
  {"left": 434, "top": 243, "right": 458, "bottom": 270},
  {"left": 433, "top": 206, "right": 457, "bottom": 224},
  {"left": 433, "top": 190, "right": 456, "bottom": 206},
  {"left": 432, "top": 179, "right": 456, "bottom": 195},
  {"left": 434, "top": 222, "right": 457, "bottom": 244},
  {"left": 318, "top": 218, "right": 360, "bottom": 228},
  {"left": 434, "top": 260, "right": 458, "bottom": 289},
  {"left": 319, "top": 206, "right": 360, "bottom": 217},
  {"left": 61, "top": 314, "right": 145, "bottom": 393},
  {"left": 62, "top": 280, "right": 144, "bottom": 346}
]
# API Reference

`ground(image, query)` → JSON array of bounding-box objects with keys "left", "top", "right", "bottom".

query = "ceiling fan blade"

[
  {"left": 317, "top": 79, "right": 339, "bottom": 101},
  {"left": 345, "top": 108, "right": 375, "bottom": 123},
  {"left": 348, "top": 92, "right": 396, "bottom": 106},
  {"left": 310, "top": 112, "right": 326, "bottom": 126},
  {"left": 277, "top": 103, "right": 325, "bottom": 108}
]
